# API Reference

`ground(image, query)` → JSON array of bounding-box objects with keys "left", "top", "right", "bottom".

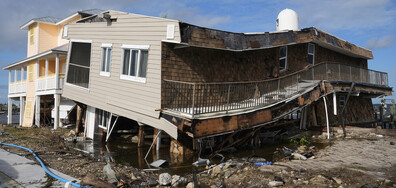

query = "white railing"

[
  {"left": 36, "top": 75, "right": 64, "bottom": 91},
  {"left": 9, "top": 81, "right": 27, "bottom": 94}
]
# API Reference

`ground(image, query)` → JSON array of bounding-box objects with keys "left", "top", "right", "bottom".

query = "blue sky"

[{"left": 0, "top": 0, "right": 395, "bottom": 103}]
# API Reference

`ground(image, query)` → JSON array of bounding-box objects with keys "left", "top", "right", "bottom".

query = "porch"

[{"left": 162, "top": 62, "right": 389, "bottom": 119}]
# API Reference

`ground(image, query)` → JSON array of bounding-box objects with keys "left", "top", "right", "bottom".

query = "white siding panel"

[{"left": 63, "top": 11, "right": 180, "bottom": 138}]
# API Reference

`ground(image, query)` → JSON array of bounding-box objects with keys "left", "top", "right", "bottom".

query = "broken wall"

[{"left": 306, "top": 95, "right": 375, "bottom": 127}]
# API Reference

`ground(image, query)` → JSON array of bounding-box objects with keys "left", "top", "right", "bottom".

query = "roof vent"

[{"left": 276, "top": 9, "right": 299, "bottom": 31}]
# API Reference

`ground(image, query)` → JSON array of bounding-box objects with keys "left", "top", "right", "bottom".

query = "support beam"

[
  {"left": 138, "top": 123, "right": 144, "bottom": 148},
  {"left": 35, "top": 60, "right": 39, "bottom": 90},
  {"left": 75, "top": 105, "right": 83, "bottom": 133},
  {"left": 152, "top": 129, "right": 159, "bottom": 152},
  {"left": 156, "top": 130, "right": 162, "bottom": 152},
  {"left": 303, "top": 106, "right": 308, "bottom": 129},
  {"left": 19, "top": 96, "right": 25, "bottom": 126},
  {"left": 312, "top": 105, "right": 318, "bottom": 126},
  {"left": 340, "top": 83, "right": 355, "bottom": 137},
  {"left": 333, "top": 92, "right": 337, "bottom": 115},
  {"left": 35, "top": 95, "right": 40, "bottom": 127},
  {"left": 54, "top": 94, "right": 60, "bottom": 129},
  {"left": 14, "top": 70, "right": 17, "bottom": 84},
  {"left": 323, "top": 97, "right": 330, "bottom": 139},
  {"left": 55, "top": 54, "right": 59, "bottom": 89},
  {"left": 7, "top": 98, "right": 12, "bottom": 125},
  {"left": 8, "top": 70, "right": 11, "bottom": 85}
]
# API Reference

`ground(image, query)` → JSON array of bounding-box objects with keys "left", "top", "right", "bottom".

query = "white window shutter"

[{"left": 167, "top": 24, "right": 175, "bottom": 39}]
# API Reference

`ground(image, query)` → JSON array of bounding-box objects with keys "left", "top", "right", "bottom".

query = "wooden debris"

[{"left": 80, "top": 174, "right": 116, "bottom": 188}]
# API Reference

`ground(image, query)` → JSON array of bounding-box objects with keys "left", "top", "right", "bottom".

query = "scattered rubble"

[
  {"left": 1, "top": 125, "right": 396, "bottom": 187},
  {"left": 158, "top": 172, "right": 172, "bottom": 185}
]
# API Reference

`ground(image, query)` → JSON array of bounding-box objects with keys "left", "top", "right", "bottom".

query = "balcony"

[
  {"left": 36, "top": 74, "right": 65, "bottom": 91},
  {"left": 9, "top": 81, "right": 27, "bottom": 95},
  {"left": 162, "top": 62, "right": 389, "bottom": 117}
]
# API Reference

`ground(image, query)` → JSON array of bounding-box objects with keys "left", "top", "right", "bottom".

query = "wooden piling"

[
  {"left": 152, "top": 128, "right": 158, "bottom": 152},
  {"left": 75, "top": 105, "right": 83, "bottom": 134},
  {"left": 138, "top": 125, "right": 144, "bottom": 148}
]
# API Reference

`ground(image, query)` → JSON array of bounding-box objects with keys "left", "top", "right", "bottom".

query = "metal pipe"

[{"left": 323, "top": 97, "right": 330, "bottom": 139}]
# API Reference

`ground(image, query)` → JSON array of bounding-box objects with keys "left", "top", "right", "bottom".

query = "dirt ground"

[
  {"left": 1, "top": 124, "right": 396, "bottom": 187},
  {"left": 196, "top": 132, "right": 396, "bottom": 188}
]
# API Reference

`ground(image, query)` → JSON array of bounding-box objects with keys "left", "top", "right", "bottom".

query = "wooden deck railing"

[{"left": 162, "top": 62, "right": 389, "bottom": 116}]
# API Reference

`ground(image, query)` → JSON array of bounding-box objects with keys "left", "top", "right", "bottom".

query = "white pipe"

[
  {"left": 144, "top": 130, "right": 162, "bottom": 160},
  {"left": 323, "top": 97, "right": 330, "bottom": 139},
  {"left": 333, "top": 92, "right": 337, "bottom": 115}
]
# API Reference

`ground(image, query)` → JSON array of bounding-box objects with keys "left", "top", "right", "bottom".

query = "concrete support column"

[
  {"left": 54, "top": 94, "right": 60, "bottom": 129},
  {"left": 35, "top": 95, "right": 40, "bottom": 127},
  {"left": 55, "top": 54, "right": 59, "bottom": 89},
  {"left": 7, "top": 98, "right": 12, "bottom": 125},
  {"left": 19, "top": 96, "right": 25, "bottom": 126}
]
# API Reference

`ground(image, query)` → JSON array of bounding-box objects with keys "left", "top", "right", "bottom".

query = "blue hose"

[{"left": 0, "top": 143, "right": 86, "bottom": 188}]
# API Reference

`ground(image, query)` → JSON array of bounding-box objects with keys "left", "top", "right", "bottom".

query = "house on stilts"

[
  {"left": 3, "top": 9, "right": 103, "bottom": 128},
  {"left": 59, "top": 9, "right": 391, "bottom": 153}
]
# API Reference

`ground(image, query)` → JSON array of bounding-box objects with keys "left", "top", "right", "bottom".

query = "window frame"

[
  {"left": 308, "top": 43, "right": 315, "bottom": 66},
  {"left": 279, "top": 46, "right": 287, "bottom": 72},
  {"left": 100, "top": 43, "right": 113, "bottom": 77},
  {"left": 65, "top": 39, "right": 92, "bottom": 90},
  {"left": 120, "top": 44, "right": 150, "bottom": 83}
]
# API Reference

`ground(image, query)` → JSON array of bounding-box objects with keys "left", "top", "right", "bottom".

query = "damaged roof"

[
  {"left": 20, "top": 9, "right": 104, "bottom": 30},
  {"left": 178, "top": 23, "right": 373, "bottom": 59}
]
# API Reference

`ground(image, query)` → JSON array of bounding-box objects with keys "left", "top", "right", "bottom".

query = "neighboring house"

[
  {"left": 3, "top": 9, "right": 103, "bottom": 128},
  {"left": 62, "top": 10, "right": 391, "bottom": 148}
]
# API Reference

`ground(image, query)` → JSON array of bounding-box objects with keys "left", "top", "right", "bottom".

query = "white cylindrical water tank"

[{"left": 276, "top": 8, "right": 299, "bottom": 31}]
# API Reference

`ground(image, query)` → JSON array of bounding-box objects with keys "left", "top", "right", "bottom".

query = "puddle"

[{"left": 69, "top": 134, "right": 332, "bottom": 175}]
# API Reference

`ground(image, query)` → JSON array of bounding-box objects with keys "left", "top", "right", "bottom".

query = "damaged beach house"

[
  {"left": 3, "top": 9, "right": 104, "bottom": 128},
  {"left": 8, "top": 9, "right": 393, "bottom": 155}
]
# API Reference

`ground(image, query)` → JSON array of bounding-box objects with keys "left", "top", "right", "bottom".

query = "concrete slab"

[{"left": 0, "top": 148, "right": 79, "bottom": 187}]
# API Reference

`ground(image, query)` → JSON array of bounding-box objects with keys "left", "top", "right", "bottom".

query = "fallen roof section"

[
  {"left": 179, "top": 23, "right": 373, "bottom": 59},
  {"left": 2, "top": 44, "right": 68, "bottom": 70}
]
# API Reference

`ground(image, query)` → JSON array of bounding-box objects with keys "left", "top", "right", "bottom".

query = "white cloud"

[
  {"left": 291, "top": 0, "right": 396, "bottom": 31},
  {"left": 365, "top": 36, "right": 395, "bottom": 50}
]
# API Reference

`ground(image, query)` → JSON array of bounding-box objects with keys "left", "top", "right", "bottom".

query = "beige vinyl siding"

[
  {"left": 38, "top": 23, "right": 58, "bottom": 53},
  {"left": 58, "top": 15, "right": 81, "bottom": 46},
  {"left": 62, "top": 11, "right": 180, "bottom": 138}
]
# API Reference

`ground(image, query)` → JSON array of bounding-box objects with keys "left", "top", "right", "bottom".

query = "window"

[
  {"left": 120, "top": 45, "right": 149, "bottom": 83},
  {"left": 63, "top": 26, "right": 68, "bottom": 37},
  {"left": 66, "top": 41, "right": 91, "bottom": 88},
  {"left": 100, "top": 44, "right": 112, "bottom": 77},
  {"left": 279, "top": 46, "right": 287, "bottom": 71},
  {"left": 29, "top": 25, "right": 35, "bottom": 45},
  {"left": 308, "top": 43, "right": 315, "bottom": 65},
  {"left": 97, "top": 109, "right": 110, "bottom": 129}
]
